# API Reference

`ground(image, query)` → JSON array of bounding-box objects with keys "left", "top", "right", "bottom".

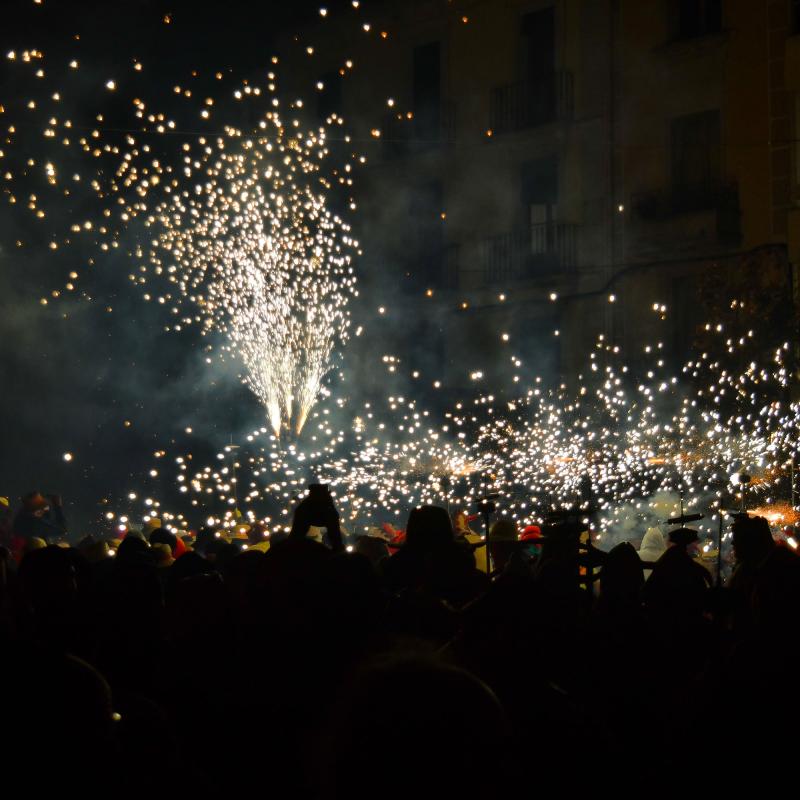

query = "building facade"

[{"left": 280, "top": 0, "right": 798, "bottom": 390}]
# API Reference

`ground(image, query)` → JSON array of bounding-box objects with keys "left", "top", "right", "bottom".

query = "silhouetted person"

[
  {"left": 12, "top": 492, "right": 67, "bottom": 554},
  {"left": 382, "top": 505, "right": 455, "bottom": 595},
  {"left": 17, "top": 545, "right": 88, "bottom": 654},
  {"left": 726, "top": 514, "right": 775, "bottom": 633},
  {"left": 321, "top": 656, "right": 511, "bottom": 800},
  {"left": 638, "top": 527, "right": 666, "bottom": 580},
  {"left": 715, "top": 546, "right": 800, "bottom": 792},
  {"left": 290, "top": 488, "right": 344, "bottom": 552},
  {"left": 3, "top": 647, "right": 115, "bottom": 792},
  {"left": 643, "top": 528, "right": 710, "bottom": 628},
  {"left": 488, "top": 518, "right": 518, "bottom": 575},
  {"left": 354, "top": 530, "right": 390, "bottom": 566},
  {"left": 598, "top": 541, "right": 644, "bottom": 617},
  {"left": 245, "top": 520, "right": 271, "bottom": 552},
  {"left": 383, "top": 505, "right": 485, "bottom": 605}
]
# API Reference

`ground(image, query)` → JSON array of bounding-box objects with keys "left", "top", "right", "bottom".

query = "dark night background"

[
  {"left": 4, "top": 0, "right": 797, "bottom": 533},
  {"left": 0, "top": 0, "right": 341, "bottom": 530}
]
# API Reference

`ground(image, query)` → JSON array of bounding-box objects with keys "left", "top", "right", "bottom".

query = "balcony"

[
  {"left": 489, "top": 72, "right": 573, "bottom": 134},
  {"left": 481, "top": 223, "right": 576, "bottom": 285},
  {"left": 382, "top": 102, "right": 456, "bottom": 160},
  {"left": 631, "top": 181, "right": 741, "bottom": 250}
]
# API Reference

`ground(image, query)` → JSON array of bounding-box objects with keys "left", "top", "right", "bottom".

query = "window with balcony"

[
  {"left": 522, "top": 155, "right": 559, "bottom": 258},
  {"left": 384, "top": 42, "right": 449, "bottom": 159},
  {"left": 490, "top": 7, "right": 572, "bottom": 133},
  {"left": 676, "top": 0, "right": 722, "bottom": 39},
  {"left": 482, "top": 156, "right": 575, "bottom": 284},
  {"left": 632, "top": 108, "right": 739, "bottom": 243}
]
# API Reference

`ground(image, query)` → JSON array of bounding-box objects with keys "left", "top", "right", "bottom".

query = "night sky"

[
  {"left": 0, "top": 0, "right": 334, "bottom": 531},
  {"left": 1, "top": 0, "right": 797, "bottom": 553}
]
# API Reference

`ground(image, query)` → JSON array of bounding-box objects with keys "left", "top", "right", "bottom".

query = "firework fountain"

[
  {"left": 150, "top": 123, "right": 357, "bottom": 436},
  {"left": 3, "top": 35, "right": 357, "bottom": 439}
]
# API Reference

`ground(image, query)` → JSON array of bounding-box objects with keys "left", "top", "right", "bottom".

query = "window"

[
  {"left": 520, "top": 7, "right": 556, "bottom": 124},
  {"left": 521, "top": 156, "right": 558, "bottom": 253},
  {"left": 413, "top": 42, "right": 441, "bottom": 142},
  {"left": 671, "top": 110, "right": 721, "bottom": 194},
  {"left": 677, "top": 0, "right": 722, "bottom": 39},
  {"left": 521, "top": 8, "right": 555, "bottom": 81}
]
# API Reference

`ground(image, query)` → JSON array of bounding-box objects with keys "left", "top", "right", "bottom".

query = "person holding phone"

[{"left": 289, "top": 483, "right": 344, "bottom": 553}]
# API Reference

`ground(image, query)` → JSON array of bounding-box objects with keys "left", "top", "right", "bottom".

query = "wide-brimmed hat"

[
  {"left": 22, "top": 492, "right": 50, "bottom": 512},
  {"left": 151, "top": 542, "right": 175, "bottom": 567},
  {"left": 668, "top": 527, "right": 699, "bottom": 546},
  {"left": 489, "top": 519, "right": 518, "bottom": 541},
  {"left": 143, "top": 517, "right": 162, "bottom": 535}
]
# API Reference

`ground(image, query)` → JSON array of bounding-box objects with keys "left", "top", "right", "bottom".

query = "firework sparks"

[
  {"left": 151, "top": 121, "right": 357, "bottom": 435},
  {"left": 122, "top": 329, "right": 799, "bottom": 543},
  {"left": 2, "top": 22, "right": 358, "bottom": 438},
  {"left": 4, "top": 7, "right": 800, "bottom": 545}
]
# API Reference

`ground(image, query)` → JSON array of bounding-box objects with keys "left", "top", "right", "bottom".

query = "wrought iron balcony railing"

[
  {"left": 489, "top": 72, "right": 573, "bottom": 134},
  {"left": 481, "top": 223, "right": 576, "bottom": 285}
]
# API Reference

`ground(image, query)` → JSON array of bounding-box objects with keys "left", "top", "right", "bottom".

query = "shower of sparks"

[
  {"left": 149, "top": 122, "right": 357, "bottom": 435},
  {"left": 3, "top": 7, "right": 799, "bottom": 548},
  {"left": 105, "top": 325, "right": 800, "bottom": 548},
  {"left": 2, "top": 25, "right": 358, "bottom": 437}
]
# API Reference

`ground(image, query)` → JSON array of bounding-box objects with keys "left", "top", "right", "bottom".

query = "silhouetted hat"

[
  {"left": 669, "top": 527, "right": 699, "bottom": 546},
  {"left": 489, "top": 519, "right": 517, "bottom": 541},
  {"left": 22, "top": 492, "right": 49, "bottom": 512}
]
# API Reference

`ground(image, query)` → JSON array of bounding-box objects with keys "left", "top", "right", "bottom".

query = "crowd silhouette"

[{"left": 1, "top": 488, "right": 798, "bottom": 797}]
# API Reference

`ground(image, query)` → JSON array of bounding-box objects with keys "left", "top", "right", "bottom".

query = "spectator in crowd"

[
  {"left": 12, "top": 491, "right": 67, "bottom": 555},
  {"left": 2, "top": 485, "right": 796, "bottom": 796},
  {"left": 637, "top": 526, "right": 666, "bottom": 579}
]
